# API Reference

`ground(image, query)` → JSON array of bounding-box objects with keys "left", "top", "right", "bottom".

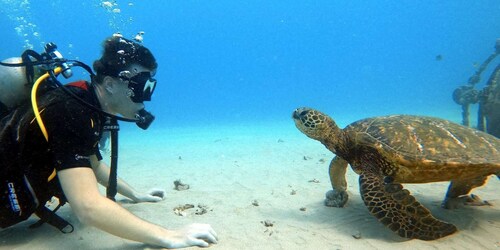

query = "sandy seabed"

[{"left": 1, "top": 122, "right": 499, "bottom": 250}]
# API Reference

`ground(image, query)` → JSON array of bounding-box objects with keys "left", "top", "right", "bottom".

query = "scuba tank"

[
  {"left": 0, "top": 43, "right": 72, "bottom": 115},
  {"left": 0, "top": 57, "right": 35, "bottom": 111}
]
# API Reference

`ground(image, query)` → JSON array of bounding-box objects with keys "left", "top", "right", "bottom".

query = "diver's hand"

[
  {"left": 162, "top": 223, "right": 218, "bottom": 248},
  {"left": 133, "top": 188, "right": 165, "bottom": 203}
]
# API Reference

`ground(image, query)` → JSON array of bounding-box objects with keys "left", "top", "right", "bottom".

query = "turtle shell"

[{"left": 343, "top": 115, "right": 500, "bottom": 166}]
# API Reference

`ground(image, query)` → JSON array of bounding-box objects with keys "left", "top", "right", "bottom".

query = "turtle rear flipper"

[{"left": 359, "top": 172, "right": 457, "bottom": 240}]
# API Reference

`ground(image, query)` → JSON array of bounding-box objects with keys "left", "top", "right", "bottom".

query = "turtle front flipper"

[
  {"left": 359, "top": 172, "right": 457, "bottom": 240},
  {"left": 325, "top": 156, "right": 349, "bottom": 207}
]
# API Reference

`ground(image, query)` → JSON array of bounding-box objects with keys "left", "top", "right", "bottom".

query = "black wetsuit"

[{"left": 0, "top": 81, "right": 104, "bottom": 226}]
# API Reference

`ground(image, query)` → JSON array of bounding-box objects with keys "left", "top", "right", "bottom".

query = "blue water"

[{"left": 1, "top": 0, "right": 499, "bottom": 130}]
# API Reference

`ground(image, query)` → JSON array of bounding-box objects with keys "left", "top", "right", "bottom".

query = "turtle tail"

[{"left": 359, "top": 172, "right": 457, "bottom": 240}]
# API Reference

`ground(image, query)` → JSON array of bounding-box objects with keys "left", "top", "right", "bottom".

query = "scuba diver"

[
  {"left": 0, "top": 35, "right": 218, "bottom": 248},
  {"left": 453, "top": 39, "right": 500, "bottom": 138}
]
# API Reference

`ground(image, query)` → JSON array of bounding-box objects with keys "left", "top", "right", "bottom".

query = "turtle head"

[{"left": 292, "top": 107, "right": 339, "bottom": 142}]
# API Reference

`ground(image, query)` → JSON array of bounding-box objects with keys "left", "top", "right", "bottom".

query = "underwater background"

[
  {"left": 1, "top": 0, "right": 500, "bottom": 131},
  {"left": 2, "top": 2, "right": 500, "bottom": 249}
]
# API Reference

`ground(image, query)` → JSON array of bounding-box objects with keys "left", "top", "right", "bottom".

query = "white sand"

[{"left": 1, "top": 121, "right": 499, "bottom": 250}]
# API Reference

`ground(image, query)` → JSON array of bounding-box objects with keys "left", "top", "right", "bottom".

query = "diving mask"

[{"left": 119, "top": 71, "right": 156, "bottom": 103}]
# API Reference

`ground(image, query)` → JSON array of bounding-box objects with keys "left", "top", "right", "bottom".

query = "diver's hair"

[{"left": 93, "top": 35, "right": 157, "bottom": 83}]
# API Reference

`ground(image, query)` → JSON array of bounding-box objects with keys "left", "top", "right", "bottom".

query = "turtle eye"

[{"left": 299, "top": 110, "right": 309, "bottom": 117}]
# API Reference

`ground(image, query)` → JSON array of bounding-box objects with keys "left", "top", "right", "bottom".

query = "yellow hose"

[
  {"left": 31, "top": 67, "right": 62, "bottom": 181},
  {"left": 31, "top": 67, "right": 62, "bottom": 141}
]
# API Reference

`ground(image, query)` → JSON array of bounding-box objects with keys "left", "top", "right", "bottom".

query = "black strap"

[
  {"left": 20, "top": 49, "right": 44, "bottom": 87},
  {"left": 30, "top": 204, "right": 74, "bottom": 233},
  {"left": 105, "top": 118, "right": 120, "bottom": 201}
]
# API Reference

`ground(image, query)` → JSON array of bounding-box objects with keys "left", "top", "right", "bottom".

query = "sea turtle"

[{"left": 292, "top": 107, "right": 500, "bottom": 240}]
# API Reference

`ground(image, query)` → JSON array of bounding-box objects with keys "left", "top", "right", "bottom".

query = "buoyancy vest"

[{"left": 0, "top": 80, "right": 96, "bottom": 233}]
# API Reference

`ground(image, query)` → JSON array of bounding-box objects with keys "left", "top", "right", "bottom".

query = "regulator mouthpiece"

[{"left": 135, "top": 108, "right": 155, "bottom": 130}]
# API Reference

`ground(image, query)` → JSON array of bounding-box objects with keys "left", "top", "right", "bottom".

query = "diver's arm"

[
  {"left": 57, "top": 167, "right": 218, "bottom": 248},
  {"left": 90, "top": 155, "right": 164, "bottom": 202}
]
